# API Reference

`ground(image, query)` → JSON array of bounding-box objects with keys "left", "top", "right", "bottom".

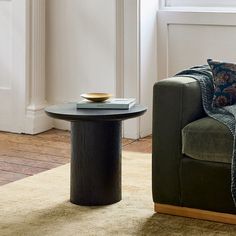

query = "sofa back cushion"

[{"left": 208, "top": 59, "right": 236, "bottom": 107}]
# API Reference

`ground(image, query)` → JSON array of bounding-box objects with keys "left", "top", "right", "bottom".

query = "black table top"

[{"left": 45, "top": 103, "right": 147, "bottom": 122}]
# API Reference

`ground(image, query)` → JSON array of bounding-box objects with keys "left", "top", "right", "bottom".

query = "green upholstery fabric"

[
  {"left": 182, "top": 117, "right": 233, "bottom": 164},
  {"left": 181, "top": 157, "right": 236, "bottom": 214},
  {"left": 152, "top": 77, "right": 205, "bottom": 205},
  {"left": 152, "top": 76, "right": 236, "bottom": 213}
]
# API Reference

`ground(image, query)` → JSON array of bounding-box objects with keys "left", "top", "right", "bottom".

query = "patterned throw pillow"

[{"left": 207, "top": 59, "right": 236, "bottom": 107}]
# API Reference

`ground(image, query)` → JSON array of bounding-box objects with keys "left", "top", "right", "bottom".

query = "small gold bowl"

[{"left": 81, "top": 93, "right": 112, "bottom": 102}]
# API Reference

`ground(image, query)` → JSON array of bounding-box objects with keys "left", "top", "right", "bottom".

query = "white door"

[{"left": 0, "top": 0, "right": 26, "bottom": 133}]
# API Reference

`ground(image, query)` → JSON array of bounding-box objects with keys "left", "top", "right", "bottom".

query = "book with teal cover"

[{"left": 76, "top": 98, "right": 136, "bottom": 110}]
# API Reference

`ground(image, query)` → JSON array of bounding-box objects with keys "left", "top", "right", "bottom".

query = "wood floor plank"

[
  {"left": 35, "top": 129, "right": 71, "bottom": 142},
  {"left": 0, "top": 156, "right": 61, "bottom": 169},
  {"left": 0, "top": 129, "right": 152, "bottom": 186},
  {"left": 0, "top": 151, "right": 69, "bottom": 164},
  {"left": 0, "top": 133, "right": 70, "bottom": 149},
  {"left": 123, "top": 138, "right": 152, "bottom": 153},
  {"left": 0, "top": 162, "right": 47, "bottom": 176},
  {"left": 0, "top": 142, "right": 70, "bottom": 157},
  {"left": 0, "top": 179, "right": 9, "bottom": 186},
  {"left": 0, "top": 170, "right": 29, "bottom": 181},
  {"left": 122, "top": 138, "right": 135, "bottom": 146}
]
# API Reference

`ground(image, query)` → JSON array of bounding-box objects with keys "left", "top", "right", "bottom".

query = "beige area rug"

[{"left": 1, "top": 152, "right": 236, "bottom": 236}]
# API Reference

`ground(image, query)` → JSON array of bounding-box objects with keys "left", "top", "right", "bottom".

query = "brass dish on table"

[{"left": 81, "top": 93, "right": 112, "bottom": 102}]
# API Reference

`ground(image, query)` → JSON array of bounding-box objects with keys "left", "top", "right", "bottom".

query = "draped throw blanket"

[{"left": 175, "top": 65, "right": 236, "bottom": 206}]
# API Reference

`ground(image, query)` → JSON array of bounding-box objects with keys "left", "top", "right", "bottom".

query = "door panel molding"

[{"left": 157, "top": 10, "right": 236, "bottom": 80}]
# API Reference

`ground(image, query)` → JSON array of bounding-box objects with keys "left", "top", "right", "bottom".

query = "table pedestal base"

[{"left": 70, "top": 120, "right": 121, "bottom": 206}]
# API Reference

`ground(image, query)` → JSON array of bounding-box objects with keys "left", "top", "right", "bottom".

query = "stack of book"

[{"left": 76, "top": 98, "right": 136, "bottom": 110}]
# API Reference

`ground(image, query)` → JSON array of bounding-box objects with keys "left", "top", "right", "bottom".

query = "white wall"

[
  {"left": 45, "top": 0, "right": 157, "bottom": 138},
  {"left": 46, "top": 0, "right": 116, "bottom": 129},
  {"left": 0, "top": 0, "right": 156, "bottom": 137}
]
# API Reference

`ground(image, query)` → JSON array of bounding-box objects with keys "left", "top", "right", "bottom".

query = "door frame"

[{"left": 116, "top": 0, "right": 158, "bottom": 138}]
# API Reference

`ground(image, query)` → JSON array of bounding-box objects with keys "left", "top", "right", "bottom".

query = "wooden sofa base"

[{"left": 155, "top": 203, "right": 236, "bottom": 225}]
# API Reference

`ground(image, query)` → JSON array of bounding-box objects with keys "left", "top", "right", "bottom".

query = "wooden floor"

[{"left": 0, "top": 129, "right": 151, "bottom": 186}]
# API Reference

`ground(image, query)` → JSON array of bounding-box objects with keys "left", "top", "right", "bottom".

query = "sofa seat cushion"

[{"left": 182, "top": 117, "right": 233, "bottom": 164}]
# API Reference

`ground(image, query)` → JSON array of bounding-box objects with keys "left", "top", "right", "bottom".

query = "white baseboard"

[
  {"left": 24, "top": 108, "right": 53, "bottom": 134},
  {"left": 53, "top": 119, "right": 70, "bottom": 131},
  {"left": 140, "top": 129, "right": 151, "bottom": 138},
  {"left": 123, "top": 119, "right": 151, "bottom": 139},
  {"left": 123, "top": 118, "right": 140, "bottom": 139}
]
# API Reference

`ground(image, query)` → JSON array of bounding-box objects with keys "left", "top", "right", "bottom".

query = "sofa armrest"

[{"left": 152, "top": 76, "right": 205, "bottom": 205}]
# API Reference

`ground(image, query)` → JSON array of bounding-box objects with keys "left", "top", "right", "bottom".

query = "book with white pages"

[{"left": 76, "top": 98, "right": 136, "bottom": 110}]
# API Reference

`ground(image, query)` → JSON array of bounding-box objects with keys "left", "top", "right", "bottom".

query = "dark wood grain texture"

[
  {"left": 45, "top": 103, "right": 147, "bottom": 122},
  {"left": 70, "top": 121, "right": 121, "bottom": 205},
  {"left": 45, "top": 104, "right": 147, "bottom": 206}
]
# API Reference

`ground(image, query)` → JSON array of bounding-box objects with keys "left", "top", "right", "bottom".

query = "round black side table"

[{"left": 45, "top": 103, "right": 147, "bottom": 206}]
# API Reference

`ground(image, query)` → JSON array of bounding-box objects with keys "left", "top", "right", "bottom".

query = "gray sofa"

[{"left": 152, "top": 76, "right": 236, "bottom": 215}]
